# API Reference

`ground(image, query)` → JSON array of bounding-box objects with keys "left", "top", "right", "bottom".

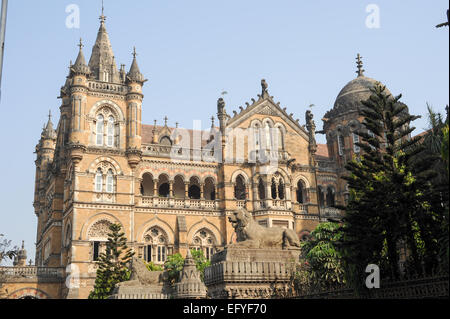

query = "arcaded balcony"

[{"left": 139, "top": 173, "right": 218, "bottom": 210}]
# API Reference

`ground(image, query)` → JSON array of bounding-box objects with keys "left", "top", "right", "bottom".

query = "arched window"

[
  {"left": 143, "top": 227, "right": 169, "bottom": 264},
  {"left": 160, "top": 136, "right": 172, "bottom": 146},
  {"left": 277, "top": 127, "right": 284, "bottom": 150},
  {"left": 234, "top": 175, "right": 246, "bottom": 200},
  {"left": 318, "top": 187, "right": 325, "bottom": 208},
  {"left": 188, "top": 177, "right": 201, "bottom": 199},
  {"left": 258, "top": 178, "right": 266, "bottom": 200},
  {"left": 297, "top": 180, "right": 306, "bottom": 203},
  {"left": 107, "top": 116, "right": 115, "bottom": 147},
  {"left": 337, "top": 134, "right": 344, "bottom": 156},
  {"left": 253, "top": 123, "right": 261, "bottom": 151},
  {"left": 326, "top": 187, "right": 335, "bottom": 207},
  {"left": 141, "top": 173, "right": 154, "bottom": 196},
  {"left": 191, "top": 229, "right": 216, "bottom": 260},
  {"left": 271, "top": 178, "right": 277, "bottom": 199},
  {"left": 204, "top": 177, "right": 216, "bottom": 200},
  {"left": 96, "top": 114, "right": 104, "bottom": 145},
  {"left": 106, "top": 169, "right": 114, "bottom": 193},
  {"left": 95, "top": 168, "right": 103, "bottom": 192},
  {"left": 264, "top": 122, "right": 272, "bottom": 150},
  {"left": 158, "top": 175, "right": 170, "bottom": 197},
  {"left": 278, "top": 180, "right": 285, "bottom": 200},
  {"left": 352, "top": 133, "right": 360, "bottom": 153}
]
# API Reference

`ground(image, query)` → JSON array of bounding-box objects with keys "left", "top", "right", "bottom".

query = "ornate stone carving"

[{"left": 88, "top": 220, "right": 112, "bottom": 239}]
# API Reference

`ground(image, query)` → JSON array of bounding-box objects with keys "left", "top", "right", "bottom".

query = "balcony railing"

[
  {"left": 0, "top": 266, "right": 65, "bottom": 279},
  {"left": 322, "top": 207, "right": 342, "bottom": 218},
  {"left": 140, "top": 196, "right": 218, "bottom": 210}
]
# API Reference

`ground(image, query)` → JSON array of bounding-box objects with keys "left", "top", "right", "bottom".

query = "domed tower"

[
  {"left": 13, "top": 241, "right": 27, "bottom": 267},
  {"left": 320, "top": 54, "right": 394, "bottom": 205},
  {"left": 322, "top": 54, "right": 392, "bottom": 169}
]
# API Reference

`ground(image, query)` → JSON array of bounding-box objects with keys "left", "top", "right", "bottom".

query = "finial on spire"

[
  {"left": 356, "top": 53, "right": 365, "bottom": 77},
  {"left": 99, "top": 0, "right": 106, "bottom": 23},
  {"left": 48, "top": 110, "right": 52, "bottom": 122},
  {"left": 175, "top": 122, "right": 179, "bottom": 128},
  {"left": 211, "top": 116, "right": 215, "bottom": 127},
  {"left": 164, "top": 116, "right": 168, "bottom": 126},
  {"left": 132, "top": 46, "right": 137, "bottom": 59},
  {"left": 78, "top": 38, "right": 84, "bottom": 50}
]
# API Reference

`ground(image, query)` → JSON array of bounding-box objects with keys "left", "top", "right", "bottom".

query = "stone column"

[{"left": 153, "top": 179, "right": 158, "bottom": 197}]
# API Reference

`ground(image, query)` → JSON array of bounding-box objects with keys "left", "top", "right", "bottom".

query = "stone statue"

[
  {"left": 261, "top": 79, "right": 268, "bottom": 95},
  {"left": 217, "top": 97, "right": 226, "bottom": 114},
  {"left": 227, "top": 208, "right": 300, "bottom": 249},
  {"left": 116, "top": 256, "right": 165, "bottom": 287}
]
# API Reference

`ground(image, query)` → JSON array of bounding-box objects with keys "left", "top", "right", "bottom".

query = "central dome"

[{"left": 334, "top": 75, "right": 391, "bottom": 109}]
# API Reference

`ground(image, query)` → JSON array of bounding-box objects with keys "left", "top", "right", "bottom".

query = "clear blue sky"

[{"left": 0, "top": 0, "right": 448, "bottom": 264}]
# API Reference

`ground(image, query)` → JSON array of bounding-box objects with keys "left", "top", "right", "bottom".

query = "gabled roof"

[{"left": 225, "top": 82, "right": 309, "bottom": 141}]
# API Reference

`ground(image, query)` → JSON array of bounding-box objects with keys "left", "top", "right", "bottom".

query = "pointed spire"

[
  {"left": 88, "top": 4, "right": 119, "bottom": 82},
  {"left": 126, "top": 47, "right": 145, "bottom": 83},
  {"left": 356, "top": 53, "right": 365, "bottom": 77},
  {"left": 42, "top": 110, "right": 56, "bottom": 139},
  {"left": 72, "top": 38, "right": 90, "bottom": 75}
]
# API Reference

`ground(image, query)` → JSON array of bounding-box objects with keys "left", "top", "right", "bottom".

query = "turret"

[{"left": 125, "top": 47, "right": 147, "bottom": 168}]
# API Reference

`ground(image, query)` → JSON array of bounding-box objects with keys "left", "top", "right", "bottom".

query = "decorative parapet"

[{"left": 0, "top": 266, "right": 65, "bottom": 283}]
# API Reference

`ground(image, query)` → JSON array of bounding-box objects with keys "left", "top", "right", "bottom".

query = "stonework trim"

[{"left": 7, "top": 287, "right": 51, "bottom": 299}]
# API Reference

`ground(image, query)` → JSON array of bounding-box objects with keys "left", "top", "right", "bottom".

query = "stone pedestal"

[
  {"left": 109, "top": 285, "right": 172, "bottom": 299},
  {"left": 204, "top": 248, "right": 299, "bottom": 299},
  {"left": 109, "top": 270, "right": 173, "bottom": 299}
]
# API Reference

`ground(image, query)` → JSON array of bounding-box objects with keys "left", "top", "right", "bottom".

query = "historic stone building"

[{"left": 1, "top": 12, "right": 399, "bottom": 299}]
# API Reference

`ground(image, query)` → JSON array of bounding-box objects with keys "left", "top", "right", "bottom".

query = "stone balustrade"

[
  {"left": 0, "top": 266, "right": 65, "bottom": 279},
  {"left": 140, "top": 196, "right": 218, "bottom": 209},
  {"left": 205, "top": 260, "right": 293, "bottom": 285}
]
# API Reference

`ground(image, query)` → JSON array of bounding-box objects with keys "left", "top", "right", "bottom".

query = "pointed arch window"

[
  {"left": 258, "top": 178, "right": 266, "bottom": 200},
  {"left": 271, "top": 178, "right": 277, "bottom": 199},
  {"left": 278, "top": 180, "right": 285, "bottom": 200},
  {"left": 297, "top": 180, "right": 306, "bottom": 204},
  {"left": 337, "top": 134, "right": 344, "bottom": 156},
  {"left": 277, "top": 127, "right": 284, "bottom": 150},
  {"left": 107, "top": 116, "right": 115, "bottom": 147},
  {"left": 95, "top": 168, "right": 103, "bottom": 192},
  {"left": 106, "top": 169, "right": 114, "bottom": 193},
  {"left": 352, "top": 133, "right": 360, "bottom": 153},
  {"left": 234, "top": 174, "right": 246, "bottom": 200},
  {"left": 264, "top": 122, "right": 272, "bottom": 150},
  {"left": 96, "top": 114, "right": 104, "bottom": 145}
]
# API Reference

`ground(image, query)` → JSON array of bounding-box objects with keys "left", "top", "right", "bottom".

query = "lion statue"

[
  {"left": 227, "top": 208, "right": 301, "bottom": 249},
  {"left": 116, "top": 256, "right": 165, "bottom": 287}
]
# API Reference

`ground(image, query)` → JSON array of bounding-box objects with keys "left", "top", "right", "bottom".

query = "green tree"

[
  {"left": 88, "top": 223, "right": 134, "bottom": 299},
  {"left": 298, "top": 222, "right": 345, "bottom": 290},
  {"left": 341, "top": 83, "right": 444, "bottom": 285},
  {"left": 145, "top": 261, "right": 164, "bottom": 272},
  {"left": 163, "top": 249, "right": 211, "bottom": 285},
  {"left": 164, "top": 253, "right": 185, "bottom": 285}
]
